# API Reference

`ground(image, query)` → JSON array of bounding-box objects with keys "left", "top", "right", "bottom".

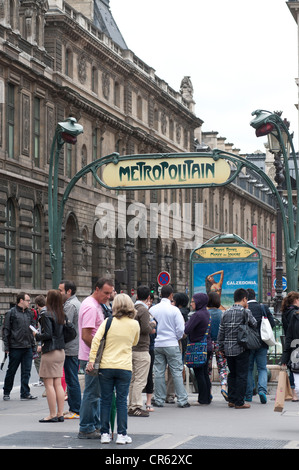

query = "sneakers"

[
  {"left": 101, "top": 433, "right": 111, "bottom": 444},
  {"left": 128, "top": 407, "right": 149, "bottom": 417},
  {"left": 116, "top": 434, "right": 132, "bottom": 445},
  {"left": 178, "top": 402, "right": 191, "bottom": 408},
  {"left": 3, "top": 395, "right": 10, "bottom": 401},
  {"left": 259, "top": 392, "right": 267, "bottom": 404},
  {"left": 20, "top": 394, "right": 37, "bottom": 400},
  {"left": 78, "top": 430, "right": 101, "bottom": 439},
  {"left": 166, "top": 397, "right": 176, "bottom": 404},
  {"left": 33, "top": 380, "right": 44, "bottom": 387},
  {"left": 151, "top": 399, "right": 164, "bottom": 407}
]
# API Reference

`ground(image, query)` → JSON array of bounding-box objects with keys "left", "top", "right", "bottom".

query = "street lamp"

[
  {"left": 165, "top": 253, "right": 172, "bottom": 271},
  {"left": 125, "top": 240, "right": 134, "bottom": 295},
  {"left": 144, "top": 249, "right": 154, "bottom": 284},
  {"left": 250, "top": 109, "right": 299, "bottom": 300},
  {"left": 48, "top": 117, "right": 83, "bottom": 288}
]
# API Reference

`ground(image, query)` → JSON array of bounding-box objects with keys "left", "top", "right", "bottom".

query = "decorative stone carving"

[
  {"left": 176, "top": 123, "right": 181, "bottom": 144},
  {"left": 78, "top": 53, "right": 87, "bottom": 84},
  {"left": 102, "top": 71, "right": 110, "bottom": 100},
  {"left": 161, "top": 110, "right": 167, "bottom": 135},
  {"left": 180, "top": 76, "right": 194, "bottom": 102}
]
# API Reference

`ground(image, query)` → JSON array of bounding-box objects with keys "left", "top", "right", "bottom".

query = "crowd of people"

[{"left": 2, "top": 279, "right": 299, "bottom": 444}]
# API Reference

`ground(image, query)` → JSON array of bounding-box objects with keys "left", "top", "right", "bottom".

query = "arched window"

[
  {"left": 114, "top": 82, "right": 120, "bottom": 107},
  {"left": 169, "top": 119, "right": 174, "bottom": 140},
  {"left": 137, "top": 96, "right": 142, "bottom": 120},
  {"left": 66, "top": 143, "right": 73, "bottom": 178},
  {"left": 65, "top": 48, "right": 73, "bottom": 78},
  {"left": 7, "top": 83, "right": 15, "bottom": 159},
  {"left": 9, "top": 0, "right": 17, "bottom": 30},
  {"left": 5, "top": 199, "right": 16, "bottom": 287},
  {"left": 32, "top": 207, "right": 42, "bottom": 288},
  {"left": 81, "top": 144, "right": 87, "bottom": 183},
  {"left": 91, "top": 66, "right": 98, "bottom": 93},
  {"left": 154, "top": 108, "right": 159, "bottom": 131}
]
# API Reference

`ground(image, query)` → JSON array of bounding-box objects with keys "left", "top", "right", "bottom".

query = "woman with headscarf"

[{"left": 185, "top": 293, "right": 212, "bottom": 405}]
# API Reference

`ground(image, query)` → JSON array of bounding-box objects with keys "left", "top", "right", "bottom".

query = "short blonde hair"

[{"left": 112, "top": 293, "right": 136, "bottom": 319}]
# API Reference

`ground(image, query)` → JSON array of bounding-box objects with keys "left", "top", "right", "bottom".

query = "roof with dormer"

[{"left": 94, "top": 0, "right": 127, "bottom": 49}]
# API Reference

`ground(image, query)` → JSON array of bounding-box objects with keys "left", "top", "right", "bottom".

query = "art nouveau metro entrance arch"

[{"left": 48, "top": 115, "right": 299, "bottom": 301}]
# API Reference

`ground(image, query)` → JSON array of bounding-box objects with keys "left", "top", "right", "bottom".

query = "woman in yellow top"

[{"left": 86, "top": 293, "right": 140, "bottom": 445}]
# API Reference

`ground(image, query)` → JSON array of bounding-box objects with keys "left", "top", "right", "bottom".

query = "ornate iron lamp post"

[
  {"left": 125, "top": 240, "right": 134, "bottom": 295},
  {"left": 48, "top": 117, "right": 83, "bottom": 288},
  {"left": 48, "top": 118, "right": 120, "bottom": 288},
  {"left": 142, "top": 248, "right": 154, "bottom": 285},
  {"left": 250, "top": 109, "right": 299, "bottom": 301}
]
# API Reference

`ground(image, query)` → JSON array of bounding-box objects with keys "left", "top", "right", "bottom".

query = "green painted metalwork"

[
  {"left": 48, "top": 118, "right": 83, "bottom": 288},
  {"left": 250, "top": 110, "right": 299, "bottom": 293},
  {"left": 48, "top": 112, "right": 298, "bottom": 293}
]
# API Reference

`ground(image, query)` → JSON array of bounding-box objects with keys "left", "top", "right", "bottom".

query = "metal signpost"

[{"left": 157, "top": 271, "right": 171, "bottom": 287}]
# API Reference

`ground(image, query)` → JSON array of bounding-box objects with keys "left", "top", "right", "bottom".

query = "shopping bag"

[
  {"left": 260, "top": 315, "right": 276, "bottom": 347},
  {"left": 285, "top": 373, "right": 293, "bottom": 401},
  {"left": 274, "top": 369, "right": 290, "bottom": 412}
]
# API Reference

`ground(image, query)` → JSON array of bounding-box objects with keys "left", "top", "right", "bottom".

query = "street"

[{"left": 0, "top": 366, "right": 298, "bottom": 453}]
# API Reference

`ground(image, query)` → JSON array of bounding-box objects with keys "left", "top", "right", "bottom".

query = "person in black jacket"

[
  {"left": 281, "top": 310, "right": 299, "bottom": 400},
  {"left": 281, "top": 291, "right": 299, "bottom": 401},
  {"left": 33, "top": 290, "right": 66, "bottom": 422},
  {"left": 245, "top": 289, "right": 275, "bottom": 405},
  {"left": 3, "top": 292, "right": 37, "bottom": 401}
]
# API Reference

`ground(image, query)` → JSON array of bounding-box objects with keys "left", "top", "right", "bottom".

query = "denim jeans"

[
  {"left": 245, "top": 346, "right": 268, "bottom": 400},
  {"left": 64, "top": 355, "right": 81, "bottom": 414},
  {"left": 3, "top": 348, "right": 33, "bottom": 398},
  {"left": 99, "top": 368, "right": 132, "bottom": 436},
  {"left": 79, "top": 360, "right": 101, "bottom": 433},
  {"left": 153, "top": 346, "right": 188, "bottom": 406}
]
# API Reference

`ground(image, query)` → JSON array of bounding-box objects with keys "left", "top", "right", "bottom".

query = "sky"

[{"left": 110, "top": 0, "right": 298, "bottom": 154}]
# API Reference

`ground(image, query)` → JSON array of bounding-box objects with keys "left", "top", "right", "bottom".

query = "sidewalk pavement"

[{"left": 0, "top": 378, "right": 299, "bottom": 450}]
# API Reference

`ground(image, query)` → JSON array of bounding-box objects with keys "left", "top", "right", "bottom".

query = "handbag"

[
  {"left": 86, "top": 316, "right": 113, "bottom": 376},
  {"left": 237, "top": 309, "right": 262, "bottom": 350},
  {"left": 260, "top": 305, "right": 276, "bottom": 346},
  {"left": 185, "top": 315, "right": 211, "bottom": 368},
  {"left": 274, "top": 368, "right": 292, "bottom": 412},
  {"left": 63, "top": 315, "right": 77, "bottom": 343}
]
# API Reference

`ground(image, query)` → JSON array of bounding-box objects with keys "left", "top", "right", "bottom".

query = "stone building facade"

[{"left": 0, "top": 0, "right": 278, "bottom": 313}]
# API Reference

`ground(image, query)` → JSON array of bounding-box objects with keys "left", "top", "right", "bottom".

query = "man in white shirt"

[{"left": 149, "top": 285, "right": 189, "bottom": 408}]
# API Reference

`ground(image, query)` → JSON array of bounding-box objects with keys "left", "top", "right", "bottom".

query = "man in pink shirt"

[{"left": 78, "top": 278, "right": 114, "bottom": 439}]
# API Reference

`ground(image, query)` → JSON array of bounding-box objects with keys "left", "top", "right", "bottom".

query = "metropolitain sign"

[{"left": 101, "top": 154, "right": 232, "bottom": 189}]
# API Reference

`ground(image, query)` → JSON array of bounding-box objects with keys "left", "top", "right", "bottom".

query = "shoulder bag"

[
  {"left": 63, "top": 314, "right": 77, "bottom": 343},
  {"left": 237, "top": 309, "right": 262, "bottom": 350},
  {"left": 260, "top": 304, "right": 276, "bottom": 346},
  {"left": 86, "top": 316, "right": 113, "bottom": 376},
  {"left": 185, "top": 315, "right": 211, "bottom": 368}
]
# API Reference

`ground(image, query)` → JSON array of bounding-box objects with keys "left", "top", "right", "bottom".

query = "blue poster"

[{"left": 193, "top": 261, "right": 259, "bottom": 310}]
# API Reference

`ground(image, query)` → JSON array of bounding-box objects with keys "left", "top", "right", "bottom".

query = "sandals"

[
  {"left": 146, "top": 405, "right": 154, "bottom": 412},
  {"left": 221, "top": 389, "right": 229, "bottom": 401}
]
